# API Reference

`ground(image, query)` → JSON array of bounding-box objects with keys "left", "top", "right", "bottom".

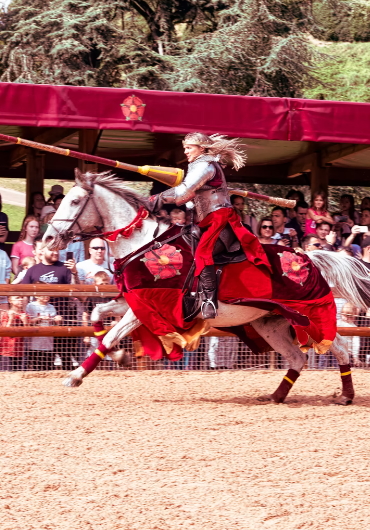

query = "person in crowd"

[
  {"left": 305, "top": 191, "right": 333, "bottom": 235},
  {"left": 26, "top": 293, "right": 62, "bottom": 371},
  {"left": 155, "top": 206, "right": 171, "bottom": 225},
  {"left": 47, "top": 184, "right": 64, "bottom": 204},
  {"left": 82, "top": 271, "right": 114, "bottom": 361},
  {"left": 0, "top": 192, "right": 9, "bottom": 251},
  {"left": 344, "top": 208, "right": 370, "bottom": 249},
  {"left": 39, "top": 205, "right": 56, "bottom": 235},
  {"left": 336, "top": 246, "right": 354, "bottom": 257},
  {"left": 333, "top": 194, "right": 360, "bottom": 242},
  {"left": 360, "top": 197, "right": 370, "bottom": 211},
  {"left": 301, "top": 235, "right": 322, "bottom": 251},
  {"left": 230, "top": 194, "right": 257, "bottom": 234},
  {"left": 53, "top": 194, "right": 65, "bottom": 210},
  {"left": 315, "top": 222, "right": 336, "bottom": 251},
  {"left": 27, "top": 192, "right": 45, "bottom": 219},
  {"left": 170, "top": 208, "right": 186, "bottom": 226},
  {"left": 285, "top": 189, "right": 305, "bottom": 220},
  {"left": 50, "top": 194, "right": 85, "bottom": 264},
  {"left": 271, "top": 206, "right": 299, "bottom": 248},
  {"left": 21, "top": 243, "right": 80, "bottom": 371},
  {"left": 334, "top": 302, "right": 360, "bottom": 367},
  {"left": 76, "top": 237, "right": 113, "bottom": 284},
  {"left": 257, "top": 218, "right": 276, "bottom": 245},
  {"left": 0, "top": 246, "right": 11, "bottom": 312},
  {"left": 0, "top": 295, "right": 28, "bottom": 371},
  {"left": 21, "top": 242, "right": 79, "bottom": 285},
  {"left": 286, "top": 200, "right": 308, "bottom": 245},
  {"left": 10, "top": 216, "right": 40, "bottom": 275},
  {"left": 358, "top": 236, "right": 370, "bottom": 271},
  {"left": 12, "top": 256, "right": 36, "bottom": 285}
]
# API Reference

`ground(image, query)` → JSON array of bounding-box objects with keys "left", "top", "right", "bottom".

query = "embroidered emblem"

[
  {"left": 278, "top": 250, "right": 309, "bottom": 286},
  {"left": 120, "top": 95, "right": 146, "bottom": 121},
  {"left": 141, "top": 244, "right": 183, "bottom": 281}
]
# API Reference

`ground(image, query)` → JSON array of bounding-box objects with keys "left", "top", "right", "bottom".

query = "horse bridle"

[{"left": 48, "top": 186, "right": 104, "bottom": 242}]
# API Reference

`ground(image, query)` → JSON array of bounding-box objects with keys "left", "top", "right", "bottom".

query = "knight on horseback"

[{"left": 148, "top": 132, "right": 270, "bottom": 319}]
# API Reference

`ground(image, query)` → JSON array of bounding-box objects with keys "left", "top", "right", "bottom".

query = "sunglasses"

[
  {"left": 261, "top": 225, "right": 273, "bottom": 230},
  {"left": 90, "top": 246, "right": 105, "bottom": 250},
  {"left": 310, "top": 243, "right": 321, "bottom": 248}
]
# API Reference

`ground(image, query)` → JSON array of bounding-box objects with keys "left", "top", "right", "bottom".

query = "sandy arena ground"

[{"left": 1, "top": 369, "right": 370, "bottom": 530}]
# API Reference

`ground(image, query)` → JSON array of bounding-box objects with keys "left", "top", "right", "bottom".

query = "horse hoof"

[
  {"left": 332, "top": 396, "right": 353, "bottom": 406},
  {"left": 63, "top": 376, "right": 83, "bottom": 387},
  {"left": 256, "top": 394, "right": 276, "bottom": 403},
  {"left": 110, "top": 348, "right": 132, "bottom": 367},
  {"left": 62, "top": 367, "right": 86, "bottom": 387}
]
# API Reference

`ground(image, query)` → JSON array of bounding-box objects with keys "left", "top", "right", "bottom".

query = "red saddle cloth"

[{"left": 114, "top": 225, "right": 336, "bottom": 360}]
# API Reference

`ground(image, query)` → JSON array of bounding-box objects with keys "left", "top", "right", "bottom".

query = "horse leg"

[
  {"left": 252, "top": 315, "right": 306, "bottom": 403},
  {"left": 63, "top": 307, "right": 140, "bottom": 387},
  {"left": 329, "top": 332, "right": 354, "bottom": 405}
]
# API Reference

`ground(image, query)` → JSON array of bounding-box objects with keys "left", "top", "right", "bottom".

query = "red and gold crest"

[
  {"left": 278, "top": 251, "right": 309, "bottom": 286},
  {"left": 120, "top": 95, "right": 146, "bottom": 121},
  {"left": 141, "top": 244, "right": 183, "bottom": 281}
]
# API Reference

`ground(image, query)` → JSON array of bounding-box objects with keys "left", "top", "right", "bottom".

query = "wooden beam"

[
  {"left": 26, "top": 150, "right": 45, "bottom": 212},
  {"left": 310, "top": 152, "right": 328, "bottom": 198},
  {"left": 78, "top": 129, "right": 100, "bottom": 172},
  {"left": 10, "top": 128, "right": 77, "bottom": 167},
  {"left": 287, "top": 152, "right": 316, "bottom": 178},
  {"left": 321, "top": 143, "right": 370, "bottom": 166}
]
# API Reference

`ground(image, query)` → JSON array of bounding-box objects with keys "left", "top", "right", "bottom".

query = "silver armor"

[{"left": 161, "top": 155, "right": 231, "bottom": 221}]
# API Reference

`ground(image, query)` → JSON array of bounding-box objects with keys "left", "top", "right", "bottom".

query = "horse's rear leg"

[
  {"left": 252, "top": 316, "right": 306, "bottom": 403},
  {"left": 330, "top": 332, "right": 354, "bottom": 405}
]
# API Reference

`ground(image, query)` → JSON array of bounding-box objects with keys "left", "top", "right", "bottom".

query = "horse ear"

[{"left": 74, "top": 167, "right": 84, "bottom": 187}]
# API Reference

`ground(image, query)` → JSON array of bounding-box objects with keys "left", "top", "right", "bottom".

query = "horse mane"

[{"left": 82, "top": 170, "right": 152, "bottom": 214}]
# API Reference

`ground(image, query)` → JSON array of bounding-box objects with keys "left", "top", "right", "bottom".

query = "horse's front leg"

[
  {"left": 63, "top": 301, "right": 139, "bottom": 387},
  {"left": 330, "top": 332, "right": 354, "bottom": 405},
  {"left": 90, "top": 297, "right": 130, "bottom": 323},
  {"left": 252, "top": 315, "right": 307, "bottom": 403}
]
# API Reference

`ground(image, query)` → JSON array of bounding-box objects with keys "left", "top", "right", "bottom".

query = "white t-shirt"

[
  {"left": 0, "top": 249, "right": 11, "bottom": 304},
  {"left": 26, "top": 301, "right": 57, "bottom": 351},
  {"left": 76, "top": 259, "right": 114, "bottom": 284}
]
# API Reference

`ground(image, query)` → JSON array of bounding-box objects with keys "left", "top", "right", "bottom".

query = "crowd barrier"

[{"left": 0, "top": 285, "right": 369, "bottom": 372}]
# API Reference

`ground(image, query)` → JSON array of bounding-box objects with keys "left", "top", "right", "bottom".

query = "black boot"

[{"left": 200, "top": 265, "right": 218, "bottom": 319}]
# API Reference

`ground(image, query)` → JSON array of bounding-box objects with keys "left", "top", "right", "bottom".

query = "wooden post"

[
  {"left": 78, "top": 129, "right": 99, "bottom": 173},
  {"left": 26, "top": 149, "right": 45, "bottom": 213},
  {"left": 310, "top": 152, "right": 329, "bottom": 200}
]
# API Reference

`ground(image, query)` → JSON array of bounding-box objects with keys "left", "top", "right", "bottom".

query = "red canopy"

[{"left": 0, "top": 82, "right": 369, "bottom": 144}]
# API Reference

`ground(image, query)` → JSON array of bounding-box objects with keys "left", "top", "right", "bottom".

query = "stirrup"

[{"left": 201, "top": 299, "right": 217, "bottom": 319}]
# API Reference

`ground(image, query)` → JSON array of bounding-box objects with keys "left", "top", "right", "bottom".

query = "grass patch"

[
  {"left": 0, "top": 178, "right": 75, "bottom": 196},
  {"left": 2, "top": 204, "right": 25, "bottom": 231}
]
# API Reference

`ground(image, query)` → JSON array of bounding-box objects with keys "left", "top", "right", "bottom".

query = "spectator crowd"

[{"left": 0, "top": 185, "right": 370, "bottom": 371}]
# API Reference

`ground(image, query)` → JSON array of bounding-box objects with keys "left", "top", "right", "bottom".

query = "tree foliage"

[
  {"left": 0, "top": 0, "right": 328, "bottom": 97},
  {"left": 1, "top": 0, "right": 370, "bottom": 98}
]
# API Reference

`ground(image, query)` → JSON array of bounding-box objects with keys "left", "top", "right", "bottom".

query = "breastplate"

[{"left": 193, "top": 187, "right": 231, "bottom": 222}]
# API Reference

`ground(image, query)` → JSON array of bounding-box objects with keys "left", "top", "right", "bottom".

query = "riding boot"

[{"left": 200, "top": 265, "right": 218, "bottom": 319}]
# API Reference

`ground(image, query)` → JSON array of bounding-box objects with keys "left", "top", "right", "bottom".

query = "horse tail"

[{"left": 308, "top": 250, "right": 370, "bottom": 311}]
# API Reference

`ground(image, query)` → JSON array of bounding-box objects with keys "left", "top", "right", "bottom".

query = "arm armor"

[{"left": 161, "top": 162, "right": 215, "bottom": 206}]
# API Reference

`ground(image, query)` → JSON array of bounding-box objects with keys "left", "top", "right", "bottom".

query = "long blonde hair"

[
  {"left": 18, "top": 215, "right": 40, "bottom": 241},
  {"left": 183, "top": 132, "right": 247, "bottom": 170}
]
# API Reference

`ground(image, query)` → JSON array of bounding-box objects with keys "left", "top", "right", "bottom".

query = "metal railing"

[{"left": 0, "top": 285, "right": 368, "bottom": 371}]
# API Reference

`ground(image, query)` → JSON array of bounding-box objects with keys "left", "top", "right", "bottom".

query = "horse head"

[{"left": 43, "top": 168, "right": 103, "bottom": 250}]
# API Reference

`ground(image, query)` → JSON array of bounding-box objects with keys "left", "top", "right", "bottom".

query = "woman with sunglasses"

[{"left": 257, "top": 218, "right": 277, "bottom": 245}]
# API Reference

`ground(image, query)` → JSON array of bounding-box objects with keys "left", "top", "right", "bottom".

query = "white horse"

[{"left": 44, "top": 170, "right": 370, "bottom": 404}]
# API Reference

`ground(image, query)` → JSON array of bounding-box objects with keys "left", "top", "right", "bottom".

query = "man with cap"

[
  {"left": 47, "top": 184, "right": 64, "bottom": 204},
  {"left": 40, "top": 205, "right": 56, "bottom": 234}
]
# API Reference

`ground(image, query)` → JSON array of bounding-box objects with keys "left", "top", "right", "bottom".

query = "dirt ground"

[{"left": 1, "top": 369, "right": 370, "bottom": 530}]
